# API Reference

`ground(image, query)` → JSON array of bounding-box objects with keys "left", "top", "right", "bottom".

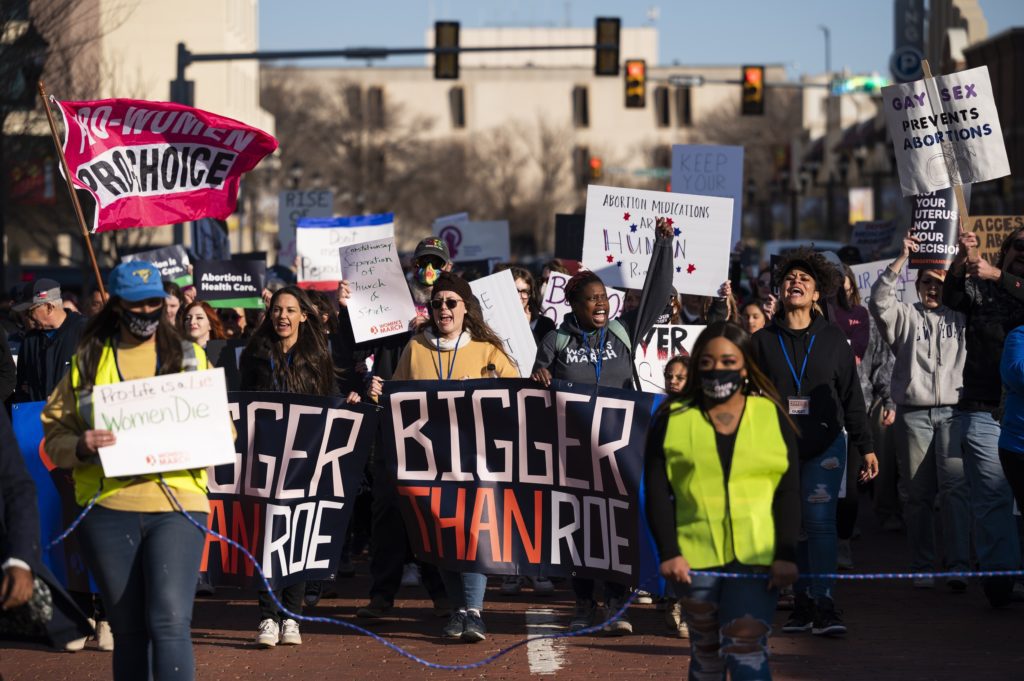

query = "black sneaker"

[
  {"left": 461, "top": 610, "right": 487, "bottom": 643},
  {"left": 811, "top": 597, "right": 847, "bottom": 636},
  {"left": 782, "top": 592, "right": 814, "bottom": 633},
  {"left": 442, "top": 610, "right": 467, "bottom": 639},
  {"left": 303, "top": 580, "right": 323, "bottom": 608}
]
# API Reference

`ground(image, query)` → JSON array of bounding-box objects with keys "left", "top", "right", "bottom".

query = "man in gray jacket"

[{"left": 869, "top": 235, "right": 970, "bottom": 590}]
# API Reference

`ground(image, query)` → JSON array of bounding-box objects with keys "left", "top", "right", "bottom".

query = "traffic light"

[
  {"left": 573, "top": 146, "right": 591, "bottom": 189},
  {"left": 434, "top": 21, "right": 459, "bottom": 80},
  {"left": 741, "top": 65, "right": 765, "bottom": 115},
  {"left": 589, "top": 156, "right": 603, "bottom": 180},
  {"left": 625, "top": 59, "right": 646, "bottom": 108},
  {"left": 594, "top": 17, "right": 620, "bottom": 76}
]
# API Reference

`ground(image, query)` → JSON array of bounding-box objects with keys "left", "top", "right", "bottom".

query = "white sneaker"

[
  {"left": 500, "top": 575, "right": 525, "bottom": 595},
  {"left": 633, "top": 590, "right": 654, "bottom": 605},
  {"left": 95, "top": 619, "right": 114, "bottom": 651},
  {"left": 256, "top": 618, "right": 280, "bottom": 648},
  {"left": 65, "top": 618, "right": 93, "bottom": 652},
  {"left": 529, "top": 576, "right": 555, "bottom": 595},
  {"left": 280, "top": 618, "right": 302, "bottom": 645},
  {"left": 837, "top": 540, "right": 854, "bottom": 570},
  {"left": 400, "top": 563, "right": 422, "bottom": 588}
]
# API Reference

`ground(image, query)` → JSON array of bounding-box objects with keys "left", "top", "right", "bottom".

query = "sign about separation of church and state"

[
  {"left": 671, "top": 144, "right": 744, "bottom": 247},
  {"left": 882, "top": 65, "right": 1010, "bottom": 196},
  {"left": 470, "top": 269, "right": 537, "bottom": 376},
  {"left": 907, "top": 187, "right": 965, "bottom": 269},
  {"left": 582, "top": 185, "right": 733, "bottom": 297},
  {"left": 966, "top": 215, "right": 1024, "bottom": 266},
  {"left": 339, "top": 236, "right": 417, "bottom": 344},
  {"left": 200, "top": 393, "right": 378, "bottom": 590},
  {"left": 194, "top": 259, "right": 265, "bottom": 308},
  {"left": 297, "top": 212, "right": 394, "bottom": 289},
  {"left": 380, "top": 379, "right": 661, "bottom": 585}
]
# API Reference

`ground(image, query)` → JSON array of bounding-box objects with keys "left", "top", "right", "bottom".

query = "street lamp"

[
  {"left": 288, "top": 161, "right": 304, "bottom": 190},
  {"left": 818, "top": 25, "right": 831, "bottom": 77}
]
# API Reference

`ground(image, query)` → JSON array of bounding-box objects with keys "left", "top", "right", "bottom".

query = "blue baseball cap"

[{"left": 107, "top": 262, "right": 166, "bottom": 302}]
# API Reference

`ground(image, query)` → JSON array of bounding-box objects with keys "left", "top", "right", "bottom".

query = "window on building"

[
  {"left": 654, "top": 86, "right": 670, "bottom": 128},
  {"left": 344, "top": 86, "right": 363, "bottom": 123},
  {"left": 573, "top": 146, "right": 590, "bottom": 189},
  {"left": 572, "top": 86, "right": 589, "bottom": 128},
  {"left": 367, "top": 87, "right": 385, "bottom": 129},
  {"left": 675, "top": 86, "right": 693, "bottom": 127},
  {"left": 652, "top": 145, "right": 672, "bottom": 170},
  {"left": 449, "top": 86, "right": 465, "bottom": 129}
]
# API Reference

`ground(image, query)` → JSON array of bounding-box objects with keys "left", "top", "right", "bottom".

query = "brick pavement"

[{"left": 2, "top": 513, "right": 1021, "bottom": 680}]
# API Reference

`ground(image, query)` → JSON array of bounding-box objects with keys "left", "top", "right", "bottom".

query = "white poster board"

[
  {"left": 671, "top": 144, "right": 744, "bottom": 247},
  {"left": 582, "top": 185, "right": 733, "bottom": 297},
  {"left": 94, "top": 368, "right": 236, "bottom": 477},
  {"left": 277, "top": 190, "right": 333, "bottom": 267},
  {"left": 469, "top": 270, "right": 537, "bottom": 376},
  {"left": 849, "top": 260, "right": 919, "bottom": 307},
  {"left": 539, "top": 272, "right": 625, "bottom": 325},
  {"left": 881, "top": 66, "right": 1010, "bottom": 196},
  {"left": 432, "top": 218, "right": 511, "bottom": 263},
  {"left": 634, "top": 325, "right": 704, "bottom": 393},
  {"left": 339, "top": 237, "right": 417, "bottom": 343},
  {"left": 296, "top": 213, "right": 394, "bottom": 287}
]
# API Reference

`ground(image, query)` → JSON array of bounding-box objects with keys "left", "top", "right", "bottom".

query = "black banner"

[
  {"left": 200, "top": 392, "right": 378, "bottom": 590},
  {"left": 195, "top": 259, "right": 266, "bottom": 308},
  {"left": 121, "top": 244, "right": 192, "bottom": 286},
  {"left": 554, "top": 213, "right": 585, "bottom": 261},
  {"left": 381, "top": 379, "right": 662, "bottom": 585},
  {"left": 908, "top": 186, "right": 970, "bottom": 270}
]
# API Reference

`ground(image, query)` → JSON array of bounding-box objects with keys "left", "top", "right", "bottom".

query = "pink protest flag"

[{"left": 53, "top": 98, "right": 278, "bottom": 232}]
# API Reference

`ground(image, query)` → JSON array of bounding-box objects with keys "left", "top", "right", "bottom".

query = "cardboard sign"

[
  {"left": 121, "top": 244, "right": 192, "bottom": 287},
  {"left": 671, "top": 144, "right": 744, "bottom": 247},
  {"left": 582, "top": 185, "right": 733, "bottom": 296},
  {"left": 469, "top": 269, "right": 536, "bottom": 376},
  {"left": 850, "top": 259, "right": 919, "bottom": 307},
  {"left": 850, "top": 220, "right": 898, "bottom": 261},
  {"left": 908, "top": 187, "right": 962, "bottom": 269},
  {"left": 882, "top": 65, "right": 1010, "bottom": 195},
  {"left": 94, "top": 368, "right": 236, "bottom": 477},
  {"left": 540, "top": 271, "right": 624, "bottom": 326},
  {"left": 339, "top": 236, "right": 416, "bottom": 343},
  {"left": 297, "top": 213, "right": 394, "bottom": 289},
  {"left": 278, "top": 190, "right": 333, "bottom": 267},
  {"left": 191, "top": 218, "right": 230, "bottom": 260},
  {"left": 432, "top": 219, "right": 511, "bottom": 263},
  {"left": 966, "top": 215, "right": 1024, "bottom": 266},
  {"left": 194, "top": 259, "right": 265, "bottom": 308},
  {"left": 634, "top": 324, "right": 704, "bottom": 393},
  {"left": 554, "top": 214, "right": 586, "bottom": 261}
]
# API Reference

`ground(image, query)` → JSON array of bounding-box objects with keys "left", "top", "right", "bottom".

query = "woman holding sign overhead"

[
  {"left": 379, "top": 271, "right": 518, "bottom": 643},
  {"left": 41, "top": 261, "right": 212, "bottom": 681},
  {"left": 239, "top": 285, "right": 364, "bottom": 648}
]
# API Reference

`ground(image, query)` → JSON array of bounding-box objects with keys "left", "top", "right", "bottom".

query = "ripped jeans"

[
  {"left": 796, "top": 434, "right": 847, "bottom": 600},
  {"left": 677, "top": 562, "right": 777, "bottom": 681}
]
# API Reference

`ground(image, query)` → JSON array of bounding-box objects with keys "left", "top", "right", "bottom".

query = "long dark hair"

[
  {"left": 428, "top": 289, "right": 512, "bottom": 364},
  {"left": 75, "top": 297, "right": 183, "bottom": 391},
  {"left": 666, "top": 321, "right": 798, "bottom": 433},
  {"left": 242, "top": 286, "right": 336, "bottom": 396}
]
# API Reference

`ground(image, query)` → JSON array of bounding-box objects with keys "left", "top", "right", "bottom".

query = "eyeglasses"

[
  {"left": 516, "top": 288, "right": 531, "bottom": 297},
  {"left": 1011, "top": 239, "right": 1024, "bottom": 252},
  {"left": 430, "top": 298, "right": 462, "bottom": 310}
]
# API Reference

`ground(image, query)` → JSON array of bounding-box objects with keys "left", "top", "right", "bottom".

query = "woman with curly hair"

[{"left": 751, "top": 248, "right": 876, "bottom": 638}]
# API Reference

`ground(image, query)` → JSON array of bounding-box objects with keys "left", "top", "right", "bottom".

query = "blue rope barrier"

[{"left": 45, "top": 488, "right": 100, "bottom": 551}]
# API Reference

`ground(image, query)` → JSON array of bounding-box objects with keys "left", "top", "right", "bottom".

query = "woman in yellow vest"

[
  {"left": 41, "top": 262, "right": 210, "bottom": 681},
  {"left": 645, "top": 321, "right": 800, "bottom": 680}
]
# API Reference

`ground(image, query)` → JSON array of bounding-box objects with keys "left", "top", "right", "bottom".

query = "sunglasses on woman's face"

[{"left": 430, "top": 298, "right": 462, "bottom": 310}]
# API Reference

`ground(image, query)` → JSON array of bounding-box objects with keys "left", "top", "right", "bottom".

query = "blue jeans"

[
  {"left": 896, "top": 406, "right": 971, "bottom": 571},
  {"left": 796, "top": 434, "right": 846, "bottom": 600},
  {"left": 439, "top": 570, "right": 487, "bottom": 612},
  {"left": 79, "top": 506, "right": 208, "bottom": 681},
  {"left": 678, "top": 563, "right": 778, "bottom": 681},
  {"left": 956, "top": 410, "right": 1021, "bottom": 571}
]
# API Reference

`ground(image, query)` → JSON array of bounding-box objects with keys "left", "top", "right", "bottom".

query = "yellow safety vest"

[
  {"left": 68, "top": 339, "right": 209, "bottom": 506},
  {"left": 662, "top": 396, "right": 789, "bottom": 569}
]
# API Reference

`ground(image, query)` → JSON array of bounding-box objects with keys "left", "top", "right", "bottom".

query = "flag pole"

[{"left": 37, "top": 81, "right": 107, "bottom": 297}]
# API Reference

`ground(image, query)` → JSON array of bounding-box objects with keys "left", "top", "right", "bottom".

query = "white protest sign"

[
  {"left": 297, "top": 213, "right": 394, "bottom": 288},
  {"left": 339, "top": 237, "right": 417, "bottom": 343},
  {"left": 432, "top": 219, "right": 511, "bottom": 263},
  {"left": 94, "top": 368, "right": 236, "bottom": 477},
  {"left": 469, "top": 269, "right": 537, "bottom": 375},
  {"left": 850, "top": 220, "right": 898, "bottom": 261},
  {"left": 671, "top": 144, "right": 744, "bottom": 247},
  {"left": 881, "top": 65, "right": 1010, "bottom": 196},
  {"left": 277, "top": 190, "right": 333, "bottom": 267},
  {"left": 582, "top": 185, "right": 733, "bottom": 297},
  {"left": 634, "top": 324, "right": 704, "bottom": 393},
  {"left": 849, "top": 259, "right": 919, "bottom": 307},
  {"left": 540, "top": 272, "right": 625, "bottom": 325}
]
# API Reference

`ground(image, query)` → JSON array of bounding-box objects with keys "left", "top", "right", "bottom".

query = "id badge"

[{"left": 788, "top": 397, "right": 810, "bottom": 416}]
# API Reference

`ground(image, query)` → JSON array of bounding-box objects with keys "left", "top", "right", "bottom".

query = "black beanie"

[{"left": 431, "top": 271, "right": 476, "bottom": 305}]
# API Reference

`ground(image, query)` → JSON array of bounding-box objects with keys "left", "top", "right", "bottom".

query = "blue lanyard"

[
  {"left": 269, "top": 352, "right": 294, "bottom": 391},
  {"left": 777, "top": 334, "right": 815, "bottom": 396},
  {"left": 437, "top": 335, "right": 462, "bottom": 380},
  {"left": 581, "top": 327, "right": 607, "bottom": 383}
]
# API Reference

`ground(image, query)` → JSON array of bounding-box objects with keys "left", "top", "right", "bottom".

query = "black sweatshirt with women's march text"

[{"left": 752, "top": 313, "right": 873, "bottom": 461}]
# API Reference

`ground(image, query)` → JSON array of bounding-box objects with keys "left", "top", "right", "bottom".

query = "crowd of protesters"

[{"left": 2, "top": 222, "right": 1024, "bottom": 681}]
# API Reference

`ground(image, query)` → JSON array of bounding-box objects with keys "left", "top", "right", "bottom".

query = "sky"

[{"left": 259, "top": 0, "right": 1022, "bottom": 79}]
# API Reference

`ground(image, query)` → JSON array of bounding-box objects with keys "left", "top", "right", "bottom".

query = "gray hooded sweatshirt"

[{"left": 869, "top": 268, "right": 967, "bottom": 407}]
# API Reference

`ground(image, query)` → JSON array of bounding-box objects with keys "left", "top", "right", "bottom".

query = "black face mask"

[
  {"left": 701, "top": 369, "right": 744, "bottom": 404},
  {"left": 123, "top": 308, "right": 162, "bottom": 339}
]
